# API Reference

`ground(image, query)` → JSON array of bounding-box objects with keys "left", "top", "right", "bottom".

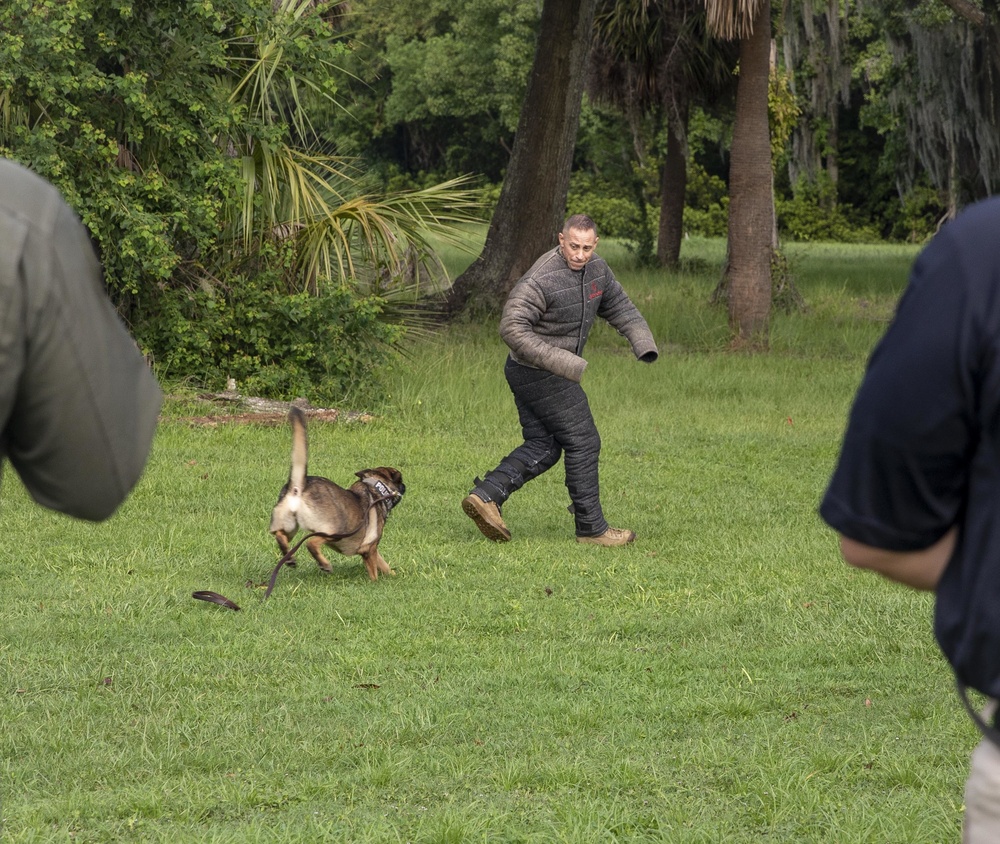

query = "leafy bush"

[
  {"left": 683, "top": 164, "right": 729, "bottom": 237},
  {"left": 0, "top": 0, "right": 239, "bottom": 299},
  {"left": 892, "top": 183, "right": 946, "bottom": 243},
  {"left": 474, "top": 182, "right": 503, "bottom": 220},
  {"left": 567, "top": 173, "right": 638, "bottom": 238},
  {"left": 1, "top": 0, "right": 479, "bottom": 403},
  {"left": 777, "top": 175, "right": 881, "bottom": 243},
  {"left": 136, "top": 272, "right": 403, "bottom": 406}
]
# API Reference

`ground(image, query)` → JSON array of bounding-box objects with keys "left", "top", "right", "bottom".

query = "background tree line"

[
  {"left": 336, "top": 0, "right": 998, "bottom": 250},
  {"left": 1, "top": 0, "right": 997, "bottom": 395}
]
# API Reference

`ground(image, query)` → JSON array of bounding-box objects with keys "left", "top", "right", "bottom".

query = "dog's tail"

[{"left": 288, "top": 406, "right": 308, "bottom": 494}]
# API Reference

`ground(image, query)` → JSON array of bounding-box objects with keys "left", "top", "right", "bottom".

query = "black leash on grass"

[
  {"left": 192, "top": 531, "right": 318, "bottom": 611},
  {"left": 192, "top": 492, "right": 398, "bottom": 610}
]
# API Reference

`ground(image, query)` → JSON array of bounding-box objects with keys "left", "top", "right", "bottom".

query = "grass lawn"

[{"left": 0, "top": 236, "right": 977, "bottom": 842}]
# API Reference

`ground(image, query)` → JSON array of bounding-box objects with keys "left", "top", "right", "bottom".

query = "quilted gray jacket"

[{"left": 499, "top": 246, "right": 658, "bottom": 382}]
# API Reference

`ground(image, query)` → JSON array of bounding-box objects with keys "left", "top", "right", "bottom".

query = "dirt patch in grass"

[{"left": 172, "top": 392, "right": 376, "bottom": 427}]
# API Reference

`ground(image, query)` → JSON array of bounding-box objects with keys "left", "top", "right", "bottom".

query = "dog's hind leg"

[
  {"left": 305, "top": 535, "right": 334, "bottom": 572},
  {"left": 272, "top": 529, "right": 298, "bottom": 567}
]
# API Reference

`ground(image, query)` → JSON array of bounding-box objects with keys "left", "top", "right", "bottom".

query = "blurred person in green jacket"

[{"left": 0, "top": 158, "right": 161, "bottom": 521}]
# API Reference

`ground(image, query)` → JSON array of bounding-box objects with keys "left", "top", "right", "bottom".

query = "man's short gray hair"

[{"left": 563, "top": 214, "right": 597, "bottom": 236}]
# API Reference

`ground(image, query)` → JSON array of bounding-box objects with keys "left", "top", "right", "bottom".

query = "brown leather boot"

[
  {"left": 462, "top": 494, "right": 511, "bottom": 542},
  {"left": 576, "top": 526, "right": 636, "bottom": 547}
]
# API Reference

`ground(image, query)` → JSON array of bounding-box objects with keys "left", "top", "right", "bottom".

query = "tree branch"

[{"left": 936, "top": 0, "right": 986, "bottom": 28}]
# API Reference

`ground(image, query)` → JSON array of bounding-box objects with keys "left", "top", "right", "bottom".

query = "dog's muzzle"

[{"left": 372, "top": 479, "right": 404, "bottom": 512}]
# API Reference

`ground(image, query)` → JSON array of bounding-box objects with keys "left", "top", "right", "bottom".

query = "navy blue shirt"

[{"left": 820, "top": 197, "right": 1000, "bottom": 697}]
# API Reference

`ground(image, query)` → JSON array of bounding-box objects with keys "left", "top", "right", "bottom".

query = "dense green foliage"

[
  {"left": 143, "top": 270, "right": 402, "bottom": 404},
  {"left": 0, "top": 0, "right": 238, "bottom": 293},
  {"left": 0, "top": 0, "right": 477, "bottom": 402},
  {"left": 330, "top": 0, "right": 975, "bottom": 247},
  {"left": 777, "top": 176, "right": 881, "bottom": 243},
  {"left": 329, "top": 0, "right": 540, "bottom": 181}
]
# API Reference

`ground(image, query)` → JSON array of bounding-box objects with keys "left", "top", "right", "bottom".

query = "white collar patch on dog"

[{"left": 364, "top": 477, "right": 400, "bottom": 510}]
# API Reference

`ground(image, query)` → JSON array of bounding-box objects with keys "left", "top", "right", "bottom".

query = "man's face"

[{"left": 558, "top": 226, "right": 598, "bottom": 271}]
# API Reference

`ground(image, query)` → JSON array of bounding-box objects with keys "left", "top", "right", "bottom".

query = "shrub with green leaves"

[
  {"left": 893, "top": 181, "right": 946, "bottom": 243},
  {"left": 0, "top": 0, "right": 476, "bottom": 402},
  {"left": 683, "top": 163, "right": 729, "bottom": 238},
  {"left": 777, "top": 175, "right": 881, "bottom": 243},
  {"left": 0, "top": 0, "right": 239, "bottom": 298},
  {"left": 140, "top": 271, "right": 402, "bottom": 405}
]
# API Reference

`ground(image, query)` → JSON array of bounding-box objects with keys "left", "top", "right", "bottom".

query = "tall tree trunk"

[
  {"left": 445, "top": 0, "right": 597, "bottom": 316},
  {"left": 657, "top": 102, "right": 689, "bottom": 268},
  {"left": 825, "top": 99, "right": 839, "bottom": 203},
  {"left": 726, "top": 0, "right": 773, "bottom": 349}
]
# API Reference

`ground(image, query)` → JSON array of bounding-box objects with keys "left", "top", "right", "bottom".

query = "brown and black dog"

[{"left": 269, "top": 406, "right": 405, "bottom": 580}]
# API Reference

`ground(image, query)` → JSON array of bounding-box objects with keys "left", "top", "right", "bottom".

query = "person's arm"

[
  {"left": 596, "top": 270, "right": 658, "bottom": 362},
  {"left": 838, "top": 527, "right": 957, "bottom": 591},
  {"left": 2, "top": 171, "right": 161, "bottom": 521}
]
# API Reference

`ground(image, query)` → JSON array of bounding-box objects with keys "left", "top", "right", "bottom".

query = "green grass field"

[{"left": 0, "top": 236, "right": 978, "bottom": 842}]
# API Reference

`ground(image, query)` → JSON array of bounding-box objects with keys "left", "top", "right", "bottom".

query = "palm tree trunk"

[
  {"left": 726, "top": 0, "right": 773, "bottom": 349},
  {"left": 657, "top": 103, "right": 689, "bottom": 268}
]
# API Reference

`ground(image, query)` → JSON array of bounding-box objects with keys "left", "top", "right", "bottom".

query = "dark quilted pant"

[{"left": 472, "top": 357, "right": 607, "bottom": 537}]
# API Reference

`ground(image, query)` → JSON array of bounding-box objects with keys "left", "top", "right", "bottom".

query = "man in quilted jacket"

[{"left": 462, "top": 214, "right": 658, "bottom": 547}]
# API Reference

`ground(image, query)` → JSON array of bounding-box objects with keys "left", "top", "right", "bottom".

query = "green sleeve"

[{"left": 0, "top": 162, "right": 162, "bottom": 521}]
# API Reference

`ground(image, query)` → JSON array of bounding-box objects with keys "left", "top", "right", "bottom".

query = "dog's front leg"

[{"left": 362, "top": 545, "right": 395, "bottom": 581}]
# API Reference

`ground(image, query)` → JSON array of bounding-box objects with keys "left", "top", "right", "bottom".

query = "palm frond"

[
  {"left": 288, "top": 174, "right": 483, "bottom": 295},
  {"left": 217, "top": 0, "right": 483, "bottom": 306},
  {"left": 226, "top": 0, "right": 350, "bottom": 140},
  {"left": 704, "top": 0, "right": 765, "bottom": 40}
]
